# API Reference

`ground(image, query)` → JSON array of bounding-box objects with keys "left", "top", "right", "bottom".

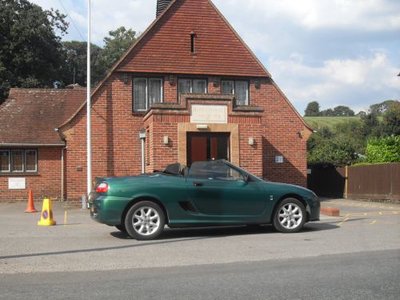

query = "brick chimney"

[{"left": 156, "top": 0, "right": 173, "bottom": 17}]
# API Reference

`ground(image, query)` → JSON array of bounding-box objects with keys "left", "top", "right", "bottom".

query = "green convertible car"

[{"left": 89, "top": 160, "right": 320, "bottom": 240}]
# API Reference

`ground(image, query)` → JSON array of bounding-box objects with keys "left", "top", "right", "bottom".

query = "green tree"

[
  {"left": 380, "top": 102, "right": 400, "bottom": 136},
  {"left": 308, "top": 135, "right": 358, "bottom": 166},
  {"left": 0, "top": 0, "right": 68, "bottom": 103},
  {"left": 307, "top": 121, "right": 365, "bottom": 166},
  {"left": 332, "top": 105, "right": 355, "bottom": 116},
  {"left": 369, "top": 100, "right": 398, "bottom": 115},
  {"left": 100, "top": 26, "right": 137, "bottom": 70},
  {"left": 60, "top": 41, "right": 106, "bottom": 86},
  {"left": 361, "top": 112, "right": 381, "bottom": 137},
  {"left": 304, "top": 101, "right": 320, "bottom": 116},
  {"left": 307, "top": 100, "right": 400, "bottom": 166},
  {"left": 320, "top": 108, "right": 334, "bottom": 116},
  {"left": 365, "top": 136, "right": 400, "bottom": 163}
]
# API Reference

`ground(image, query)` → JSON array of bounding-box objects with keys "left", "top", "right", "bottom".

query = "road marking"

[
  {"left": 338, "top": 217, "right": 350, "bottom": 226},
  {"left": 339, "top": 211, "right": 400, "bottom": 217},
  {"left": 370, "top": 220, "right": 377, "bottom": 225}
]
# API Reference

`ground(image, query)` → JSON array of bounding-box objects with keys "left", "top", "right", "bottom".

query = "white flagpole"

[{"left": 86, "top": 0, "right": 92, "bottom": 197}]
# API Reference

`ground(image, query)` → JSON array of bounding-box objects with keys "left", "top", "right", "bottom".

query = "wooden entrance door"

[{"left": 187, "top": 133, "right": 230, "bottom": 166}]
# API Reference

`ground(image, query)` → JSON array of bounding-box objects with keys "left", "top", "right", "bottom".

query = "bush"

[{"left": 366, "top": 136, "right": 400, "bottom": 163}]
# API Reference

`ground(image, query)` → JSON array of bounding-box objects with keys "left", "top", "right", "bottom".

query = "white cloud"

[
  {"left": 27, "top": 0, "right": 400, "bottom": 114},
  {"left": 269, "top": 51, "right": 400, "bottom": 113},
  {"left": 215, "top": 0, "right": 400, "bottom": 32},
  {"left": 89, "top": 0, "right": 155, "bottom": 44},
  {"left": 30, "top": 0, "right": 155, "bottom": 44}
]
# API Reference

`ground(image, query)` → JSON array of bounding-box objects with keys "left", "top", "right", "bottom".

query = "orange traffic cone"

[
  {"left": 25, "top": 189, "right": 38, "bottom": 213},
  {"left": 37, "top": 198, "right": 56, "bottom": 226}
]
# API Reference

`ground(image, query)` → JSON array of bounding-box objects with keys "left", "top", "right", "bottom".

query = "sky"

[{"left": 30, "top": 0, "right": 400, "bottom": 115}]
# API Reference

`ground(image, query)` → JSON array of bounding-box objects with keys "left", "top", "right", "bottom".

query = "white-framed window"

[
  {"left": 221, "top": 80, "right": 249, "bottom": 106},
  {"left": 0, "top": 150, "right": 10, "bottom": 172},
  {"left": 25, "top": 150, "right": 38, "bottom": 172},
  {"left": 0, "top": 149, "right": 38, "bottom": 173},
  {"left": 178, "top": 78, "right": 207, "bottom": 95},
  {"left": 133, "top": 78, "right": 163, "bottom": 112},
  {"left": 11, "top": 150, "right": 24, "bottom": 172}
]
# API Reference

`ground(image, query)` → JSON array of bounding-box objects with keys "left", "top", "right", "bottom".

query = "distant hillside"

[{"left": 304, "top": 116, "right": 361, "bottom": 130}]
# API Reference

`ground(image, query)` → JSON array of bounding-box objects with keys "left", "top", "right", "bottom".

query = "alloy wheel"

[
  {"left": 132, "top": 206, "right": 161, "bottom": 236},
  {"left": 278, "top": 203, "right": 303, "bottom": 230}
]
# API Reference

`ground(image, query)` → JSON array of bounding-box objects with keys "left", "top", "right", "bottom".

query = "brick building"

[
  {"left": 0, "top": 0, "right": 312, "bottom": 202},
  {"left": 0, "top": 88, "right": 85, "bottom": 201}
]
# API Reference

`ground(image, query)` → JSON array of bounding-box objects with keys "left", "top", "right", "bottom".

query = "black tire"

[
  {"left": 115, "top": 224, "right": 127, "bottom": 233},
  {"left": 273, "top": 198, "right": 306, "bottom": 233},
  {"left": 124, "top": 201, "right": 165, "bottom": 240}
]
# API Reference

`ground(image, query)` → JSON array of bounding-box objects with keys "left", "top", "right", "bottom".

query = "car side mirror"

[{"left": 242, "top": 174, "right": 250, "bottom": 183}]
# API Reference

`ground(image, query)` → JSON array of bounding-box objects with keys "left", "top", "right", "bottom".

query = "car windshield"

[
  {"left": 188, "top": 160, "right": 245, "bottom": 181},
  {"left": 162, "top": 163, "right": 185, "bottom": 176}
]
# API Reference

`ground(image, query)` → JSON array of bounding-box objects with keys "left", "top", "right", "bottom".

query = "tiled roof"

[
  {"left": 0, "top": 88, "right": 86, "bottom": 146},
  {"left": 116, "top": 0, "right": 270, "bottom": 77}
]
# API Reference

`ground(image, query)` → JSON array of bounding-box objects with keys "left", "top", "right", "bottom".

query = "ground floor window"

[{"left": 0, "top": 149, "right": 37, "bottom": 173}]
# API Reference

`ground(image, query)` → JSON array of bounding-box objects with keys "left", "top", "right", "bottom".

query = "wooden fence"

[
  {"left": 308, "top": 163, "right": 400, "bottom": 201},
  {"left": 344, "top": 163, "right": 400, "bottom": 201}
]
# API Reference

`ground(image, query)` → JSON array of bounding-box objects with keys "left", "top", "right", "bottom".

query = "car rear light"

[{"left": 96, "top": 182, "right": 109, "bottom": 193}]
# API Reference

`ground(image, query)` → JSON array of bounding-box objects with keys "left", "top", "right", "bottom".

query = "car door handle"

[{"left": 193, "top": 182, "right": 203, "bottom": 187}]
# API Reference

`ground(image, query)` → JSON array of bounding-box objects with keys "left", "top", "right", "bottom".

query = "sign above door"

[{"left": 190, "top": 105, "right": 228, "bottom": 124}]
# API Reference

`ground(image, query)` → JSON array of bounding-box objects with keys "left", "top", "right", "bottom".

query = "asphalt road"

[
  {"left": 0, "top": 199, "right": 399, "bottom": 299},
  {"left": 0, "top": 249, "right": 399, "bottom": 300}
]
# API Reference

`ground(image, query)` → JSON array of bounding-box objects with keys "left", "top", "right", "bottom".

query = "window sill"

[
  {"left": 233, "top": 105, "right": 264, "bottom": 113},
  {"left": 0, "top": 173, "right": 40, "bottom": 177}
]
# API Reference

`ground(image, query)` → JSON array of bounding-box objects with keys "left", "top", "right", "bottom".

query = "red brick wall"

[
  {"left": 257, "top": 79, "right": 308, "bottom": 186},
  {"left": 238, "top": 122, "right": 263, "bottom": 177},
  {"left": 60, "top": 73, "right": 308, "bottom": 202},
  {"left": 61, "top": 74, "right": 145, "bottom": 202},
  {"left": 0, "top": 147, "right": 62, "bottom": 202}
]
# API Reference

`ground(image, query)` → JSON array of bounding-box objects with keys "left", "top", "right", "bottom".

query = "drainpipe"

[
  {"left": 61, "top": 147, "right": 66, "bottom": 201},
  {"left": 55, "top": 127, "right": 67, "bottom": 202},
  {"left": 139, "top": 130, "right": 146, "bottom": 174}
]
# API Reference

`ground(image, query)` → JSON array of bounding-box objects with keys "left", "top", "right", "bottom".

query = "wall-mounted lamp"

[
  {"left": 248, "top": 137, "right": 255, "bottom": 146},
  {"left": 196, "top": 124, "right": 209, "bottom": 130},
  {"left": 254, "top": 80, "right": 261, "bottom": 89},
  {"left": 163, "top": 136, "right": 169, "bottom": 145},
  {"left": 297, "top": 131, "right": 303, "bottom": 139},
  {"left": 139, "top": 129, "right": 146, "bottom": 140}
]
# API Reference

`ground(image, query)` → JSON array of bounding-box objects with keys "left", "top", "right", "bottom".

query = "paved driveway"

[{"left": 0, "top": 199, "right": 399, "bottom": 274}]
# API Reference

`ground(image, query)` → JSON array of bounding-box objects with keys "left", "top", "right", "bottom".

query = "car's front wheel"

[
  {"left": 273, "top": 198, "right": 306, "bottom": 233},
  {"left": 124, "top": 201, "right": 165, "bottom": 240}
]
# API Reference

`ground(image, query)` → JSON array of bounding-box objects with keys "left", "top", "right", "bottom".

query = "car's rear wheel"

[
  {"left": 124, "top": 201, "right": 165, "bottom": 240},
  {"left": 273, "top": 198, "right": 306, "bottom": 233}
]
